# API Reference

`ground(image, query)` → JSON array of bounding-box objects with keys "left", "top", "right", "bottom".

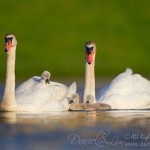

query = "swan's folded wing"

[{"left": 15, "top": 76, "right": 41, "bottom": 94}]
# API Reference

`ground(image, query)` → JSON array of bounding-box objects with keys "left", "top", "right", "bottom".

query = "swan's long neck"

[
  {"left": 83, "top": 59, "right": 96, "bottom": 103},
  {"left": 1, "top": 48, "right": 17, "bottom": 111}
]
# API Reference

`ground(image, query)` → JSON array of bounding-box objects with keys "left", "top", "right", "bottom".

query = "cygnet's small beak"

[
  {"left": 45, "top": 79, "right": 50, "bottom": 84},
  {"left": 69, "top": 100, "right": 74, "bottom": 104},
  {"left": 86, "top": 100, "right": 90, "bottom": 103}
]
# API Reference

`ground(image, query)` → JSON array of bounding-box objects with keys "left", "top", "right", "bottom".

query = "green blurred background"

[{"left": 0, "top": 0, "right": 150, "bottom": 82}]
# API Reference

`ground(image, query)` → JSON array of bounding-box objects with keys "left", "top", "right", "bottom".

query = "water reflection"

[
  {"left": 1, "top": 110, "right": 149, "bottom": 127},
  {"left": 0, "top": 110, "right": 150, "bottom": 150}
]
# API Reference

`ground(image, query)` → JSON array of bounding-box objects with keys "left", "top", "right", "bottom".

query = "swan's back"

[
  {"left": 97, "top": 68, "right": 150, "bottom": 109},
  {"left": 16, "top": 76, "right": 41, "bottom": 94},
  {"left": 15, "top": 77, "right": 73, "bottom": 111}
]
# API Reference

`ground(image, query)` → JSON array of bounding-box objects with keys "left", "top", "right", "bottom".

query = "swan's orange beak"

[
  {"left": 85, "top": 46, "right": 94, "bottom": 64},
  {"left": 86, "top": 53, "right": 93, "bottom": 64},
  {"left": 5, "top": 41, "right": 12, "bottom": 52}
]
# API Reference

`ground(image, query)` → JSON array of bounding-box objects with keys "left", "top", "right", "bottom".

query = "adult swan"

[
  {"left": 0, "top": 33, "right": 78, "bottom": 112},
  {"left": 82, "top": 41, "right": 150, "bottom": 109}
]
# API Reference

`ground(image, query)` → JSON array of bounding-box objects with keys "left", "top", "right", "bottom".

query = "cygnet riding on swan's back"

[
  {"left": 82, "top": 41, "right": 150, "bottom": 109},
  {"left": 0, "top": 33, "right": 78, "bottom": 112}
]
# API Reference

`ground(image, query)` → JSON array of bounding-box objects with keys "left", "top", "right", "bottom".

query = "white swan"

[
  {"left": 82, "top": 41, "right": 150, "bottom": 109},
  {"left": 0, "top": 33, "right": 78, "bottom": 112}
]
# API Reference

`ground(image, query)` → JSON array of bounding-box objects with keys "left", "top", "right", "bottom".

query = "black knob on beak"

[{"left": 85, "top": 46, "right": 94, "bottom": 54}]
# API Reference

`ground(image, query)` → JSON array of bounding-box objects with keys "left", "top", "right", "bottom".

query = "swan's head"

[
  {"left": 85, "top": 41, "right": 96, "bottom": 65},
  {"left": 4, "top": 33, "right": 17, "bottom": 52},
  {"left": 69, "top": 94, "right": 79, "bottom": 104},
  {"left": 41, "top": 71, "right": 51, "bottom": 84},
  {"left": 86, "top": 95, "right": 95, "bottom": 104}
]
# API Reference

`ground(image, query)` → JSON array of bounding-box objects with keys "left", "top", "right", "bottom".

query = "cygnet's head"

[
  {"left": 86, "top": 95, "right": 95, "bottom": 104},
  {"left": 69, "top": 94, "right": 79, "bottom": 104},
  {"left": 41, "top": 71, "right": 51, "bottom": 84},
  {"left": 4, "top": 33, "right": 17, "bottom": 53},
  {"left": 85, "top": 41, "right": 96, "bottom": 65}
]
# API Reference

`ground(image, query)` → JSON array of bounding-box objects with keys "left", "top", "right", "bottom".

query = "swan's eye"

[{"left": 5, "top": 37, "right": 13, "bottom": 43}]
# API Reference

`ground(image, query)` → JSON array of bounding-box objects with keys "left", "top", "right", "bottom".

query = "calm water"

[
  {"left": 0, "top": 111, "right": 150, "bottom": 150},
  {"left": 0, "top": 83, "right": 150, "bottom": 150}
]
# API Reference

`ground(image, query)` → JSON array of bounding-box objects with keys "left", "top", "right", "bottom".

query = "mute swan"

[
  {"left": 82, "top": 41, "right": 150, "bottom": 109},
  {"left": 0, "top": 34, "right": 109, "bottom": 112},
  {"left": 0, "top": 33, "right": 78, "bottom": 112}
]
